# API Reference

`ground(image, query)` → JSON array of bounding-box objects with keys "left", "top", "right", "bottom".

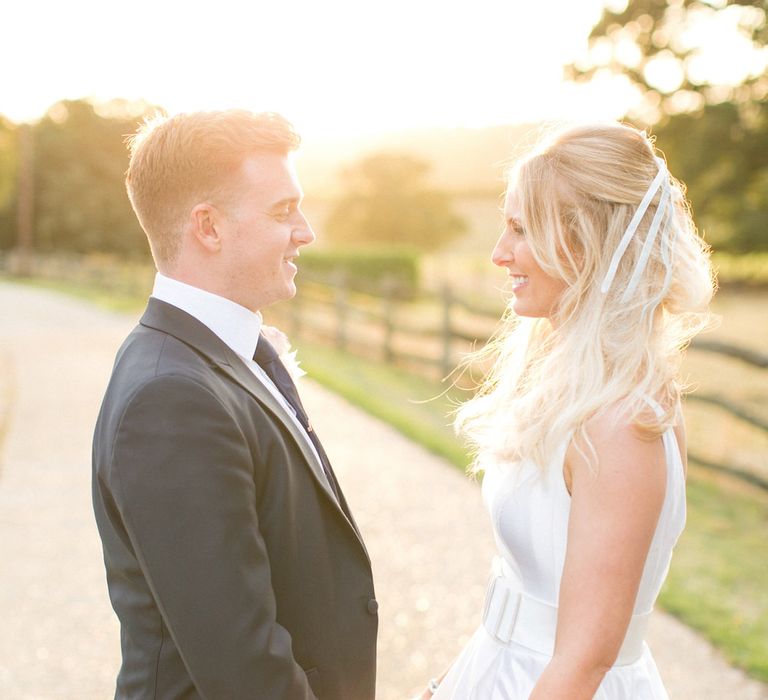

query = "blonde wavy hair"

[{"left": 455, "top": 122, "right": 716, "bottom": 473}]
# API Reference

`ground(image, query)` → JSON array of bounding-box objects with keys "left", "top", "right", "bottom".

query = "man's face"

[{"left": 218, "top": 153, "right": 315, "bottom": 312}]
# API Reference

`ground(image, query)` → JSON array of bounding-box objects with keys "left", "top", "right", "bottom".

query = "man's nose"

[{"left": 294, "top": 213, "right": 316, "bottom": 246}]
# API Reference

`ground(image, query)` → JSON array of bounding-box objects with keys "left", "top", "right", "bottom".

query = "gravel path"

[{"left": 1, "top": 281, "right": 766, "bottom": 700}]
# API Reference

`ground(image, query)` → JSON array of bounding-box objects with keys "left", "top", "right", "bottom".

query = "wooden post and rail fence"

[
  {"left": 270, "top": 274, "right": 768, "bottom": 492},
  {"left": 1, "top": 253, "right": 765, "bottom": 490}
]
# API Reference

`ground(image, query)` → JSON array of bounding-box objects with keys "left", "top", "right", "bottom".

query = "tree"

[
  {"left": 568, "top": 0, "right": 767, "bottom": 122},
  {"left": 0, "top": 117, "right": 18, "bottom": 250},
  {"left": 568, "top": 0, "right": 768, "bottom": 251},
  {"left": 30, "top": 99, "right": 152, "bottom": 257},
  {"left": 325, "top": 152, "right": 466, "bottom": 251}
]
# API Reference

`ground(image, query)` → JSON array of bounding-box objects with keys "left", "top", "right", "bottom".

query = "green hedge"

[
  {"left": 712, "top": 253, "right": 768, "bottom": 288},
  {"left": 299, "top": 248, "right": 420, "bottom": 299}
]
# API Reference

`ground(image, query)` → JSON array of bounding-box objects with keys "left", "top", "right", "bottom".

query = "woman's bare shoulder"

[{"left": 564, "top": 403, "right": 669, "bottom": 497}]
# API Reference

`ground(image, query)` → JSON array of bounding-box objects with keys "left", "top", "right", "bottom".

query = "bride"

[{"left": 418, "top": 122, "right": 715, "bottom": 699}]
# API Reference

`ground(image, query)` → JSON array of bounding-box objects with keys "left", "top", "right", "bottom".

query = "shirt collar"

[{"left": 151, "top": 272, "right": 262, "bottom": 361}]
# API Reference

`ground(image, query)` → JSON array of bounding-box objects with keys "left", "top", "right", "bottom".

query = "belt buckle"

[{"left": 483, "top": 573, "right": 521, "bottom": 645}]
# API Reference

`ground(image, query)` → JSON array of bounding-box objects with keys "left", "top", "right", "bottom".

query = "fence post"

[
  {"left": 441, "top": 283, "right": 453, "bottom": 378},
  {"left": 381, "top": 277, "right": 396, "bottom": 364},
  {"left": 15, "top": 124, "right": 34, "bottom": 276},
  {"left": 334, "top": 272, "right": 348, "bottom": 352}
]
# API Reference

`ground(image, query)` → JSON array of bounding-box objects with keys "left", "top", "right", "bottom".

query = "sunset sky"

[{"left": 3, "top": 0, "right": 764, "bottom": 139}]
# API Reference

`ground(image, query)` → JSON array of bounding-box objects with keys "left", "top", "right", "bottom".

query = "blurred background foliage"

[
  {"left": 324, "top": 152, "right": 466, "bottom": 251},
  {"left": 33, "top": 100, "right": 148, "bottom": 256},
  {"left": 0, "top": 117, "right": 19, "bottom": 250},
  {"left": 568, "top": 0, "right": 768, "bottom": 253},
  {"left": 0, "top": 1, "right": 766, "bottom": 264}
]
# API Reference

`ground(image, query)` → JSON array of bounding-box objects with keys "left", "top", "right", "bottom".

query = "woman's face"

[{"left": 492, "top": 190, "right": 568, "bottom": 319}]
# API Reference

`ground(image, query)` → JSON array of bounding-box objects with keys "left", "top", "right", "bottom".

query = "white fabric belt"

[{"left": 482, "top": 557, "right": 651, "bottom": 667}]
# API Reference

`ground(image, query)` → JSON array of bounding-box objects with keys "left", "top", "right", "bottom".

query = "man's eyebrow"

[{"left": 269, "top": 196, "right": 301, "bottom": 210}]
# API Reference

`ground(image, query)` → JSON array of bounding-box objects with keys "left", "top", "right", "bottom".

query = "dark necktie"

[{"left": 253, "top": 335, "right": 341, "bottom": 501}]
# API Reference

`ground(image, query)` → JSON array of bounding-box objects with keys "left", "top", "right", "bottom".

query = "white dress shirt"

[{"left": 150, "top": 273, "right": 322, "bottom": 466}]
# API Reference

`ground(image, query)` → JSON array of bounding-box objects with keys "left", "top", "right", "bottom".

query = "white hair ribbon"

[
  {"left": 658, "top": 197, "right": 679, "bottom": 296},
  {"left": 600, "top": 156, "right": 669, "bottom": 296},
  {"left": 621, "top": 180, "right": 671, "bottom": 302}
]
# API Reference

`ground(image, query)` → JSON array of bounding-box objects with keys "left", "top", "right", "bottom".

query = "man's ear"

[{"left": 189, "top": 203, "right": 225, "bottom": 253}]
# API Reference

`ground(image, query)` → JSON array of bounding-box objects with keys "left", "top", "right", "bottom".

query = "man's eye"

[{"left": 273, "top": 208, "right": 291, "bottom": 222}]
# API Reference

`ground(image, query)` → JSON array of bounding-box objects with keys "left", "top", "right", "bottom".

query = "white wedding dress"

[{"left": 434, "top": 406, "right": 685, "bottom": 699}]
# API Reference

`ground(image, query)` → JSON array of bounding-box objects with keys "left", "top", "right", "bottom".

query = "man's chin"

[{"left": 261, "top": 284, "right": 297, "bottom": 309}]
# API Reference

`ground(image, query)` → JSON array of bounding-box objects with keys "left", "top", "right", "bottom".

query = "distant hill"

[{"left": 296, "top": 122, "right": 542, "bottom": 199}]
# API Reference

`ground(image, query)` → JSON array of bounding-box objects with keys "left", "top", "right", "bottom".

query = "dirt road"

[{"left": 1, "top": 282, "right": 765, "bottom": 699}]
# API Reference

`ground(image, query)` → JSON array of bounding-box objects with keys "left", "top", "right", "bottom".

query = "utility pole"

[{"left": 15, "top": 123, "right": 34, "bottom": 276}]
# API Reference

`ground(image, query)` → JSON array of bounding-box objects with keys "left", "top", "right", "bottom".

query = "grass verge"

[
  {"left": 2, "top": 274, "right": 147, "bottom": 314},
  {"left": 295, "top": 340, "right": 471, "bottom": 469},
  {"left": 295, "top": 339, "right": 768, "bottom": 684},
  {"left": 659, "top": 470, "right": 768, "bottom": 681}
]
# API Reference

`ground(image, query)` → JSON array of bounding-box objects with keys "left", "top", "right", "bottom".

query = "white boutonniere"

[{"left": 261, "top": 324, "right": 306, "bottom": 381}]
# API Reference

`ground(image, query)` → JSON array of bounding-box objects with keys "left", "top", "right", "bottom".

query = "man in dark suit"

[{"left": 92, "top": 110, "right": 377, "bottom": 699}]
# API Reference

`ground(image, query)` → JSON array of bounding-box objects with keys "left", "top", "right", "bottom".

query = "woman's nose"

[{"left": 491, "top": 233, "right": 512, "bottom": 267}]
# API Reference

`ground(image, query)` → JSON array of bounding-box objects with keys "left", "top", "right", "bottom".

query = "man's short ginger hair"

[{"left": 126, "top": 110, "right": 300, "bottom": 267}]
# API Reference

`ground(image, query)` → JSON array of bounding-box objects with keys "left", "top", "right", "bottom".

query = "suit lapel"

[{"left": 140, "top": 298, "right": 369, "bottom": 560}]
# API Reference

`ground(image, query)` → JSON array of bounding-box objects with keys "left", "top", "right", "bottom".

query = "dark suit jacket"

[{"left": 92, "top": 298, "right": 377, "bottom": 700}]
